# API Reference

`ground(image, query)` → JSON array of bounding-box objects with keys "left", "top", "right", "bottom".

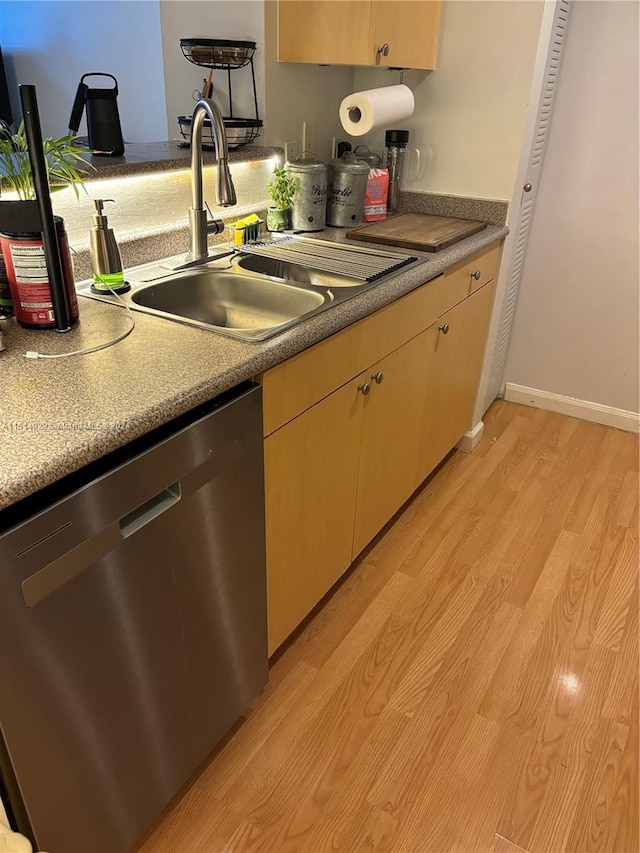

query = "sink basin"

[
  {"left": 129, "top": 271, "right": 325, "bottom": 340},
  {"left": 236, "top": 254, "right": 362, "bottom": 288},
  {"left": 76, "top": 238, "right": 410, "bottom": 341}
]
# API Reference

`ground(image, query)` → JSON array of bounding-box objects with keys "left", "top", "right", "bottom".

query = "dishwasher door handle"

[{"left": 119, "top": 483, "right": 181, "bottom": 539}]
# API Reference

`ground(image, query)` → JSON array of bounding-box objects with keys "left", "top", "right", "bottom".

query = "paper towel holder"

[{"left": 347, "top": 78, "right": 410, "bottom": 123}]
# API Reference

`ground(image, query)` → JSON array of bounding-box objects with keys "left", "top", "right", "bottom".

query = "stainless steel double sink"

[{"left": 77, "top": 238, "right": 417, "bottom": 342}]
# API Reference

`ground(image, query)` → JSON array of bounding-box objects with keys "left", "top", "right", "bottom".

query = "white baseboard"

[
  {"left": 457, "top": 420, "right": 485, "bottom": 452},
  {"left": 503, "top": 383, "right": 640, "bottom": 433}
]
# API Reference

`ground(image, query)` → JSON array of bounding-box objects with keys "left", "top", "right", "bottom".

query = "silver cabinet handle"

[
  {"left": 471, "top": 270, "right": 481, "bottom": 281},
  {"left": 524, "top": 183, "right": 533, "bottom": 192},
  {"left": 358, "top": 382, "right": 371, "bottom": 396},
  {"left": 438, "top": 323, "right": 450, "bottom": 334},
  {"left": 377, "top": 44, "right": 390, "bottom": 57},
  {"left": 371, "top": 371, "right": 384, "bottom": 384}
]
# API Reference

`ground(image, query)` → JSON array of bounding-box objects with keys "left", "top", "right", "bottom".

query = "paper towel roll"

[{"left": 339, "top": 85, "right": 415, "bottom": 137}]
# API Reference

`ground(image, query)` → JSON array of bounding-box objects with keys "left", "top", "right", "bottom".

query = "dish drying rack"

[
  {"left": 239, "top": 236, "right": 418, "bottom": 283},
  {"left": 178, "top": 38, "right": 262, "bottom": 150}
]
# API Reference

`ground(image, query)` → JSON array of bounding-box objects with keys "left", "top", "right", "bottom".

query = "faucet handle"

[{"left": 204, "top": 201, "right": 225, "bottom": 235}]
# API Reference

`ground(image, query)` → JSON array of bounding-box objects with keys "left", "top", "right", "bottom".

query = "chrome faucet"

[{"left": 185, "top": 98, "right": 237, "bottom": 264}]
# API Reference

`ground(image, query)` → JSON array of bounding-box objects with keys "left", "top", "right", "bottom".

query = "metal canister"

[
  {"left": 0, "top": 217, "right": 79, "bottom": 330},
  {"left": 287, "top": 156, "right": 327, "bottom": 232},
  {"left": 326, "top": 154, "right": 370, "bottom": 228}
]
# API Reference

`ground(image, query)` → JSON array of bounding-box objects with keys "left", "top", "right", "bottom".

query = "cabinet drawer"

[
  {"left": 442, "top": 243, "right": 501, "bottom": 306},
  {"left": 262, "top": 275, "right": 449, "bottom": 436}
]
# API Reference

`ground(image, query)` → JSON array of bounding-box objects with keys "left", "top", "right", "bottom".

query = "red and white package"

[{"left": 361, "top": 168, "right": 389, "bottom": 222}]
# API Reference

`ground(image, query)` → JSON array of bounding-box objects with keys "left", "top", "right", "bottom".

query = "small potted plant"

[{"left": 266, "top": 166, "right": 296, "bottom": 232}]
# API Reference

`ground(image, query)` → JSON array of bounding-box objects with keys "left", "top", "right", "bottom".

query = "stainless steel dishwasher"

[{"left": 0, "top": 382, "right": 267, "bottom": 853}]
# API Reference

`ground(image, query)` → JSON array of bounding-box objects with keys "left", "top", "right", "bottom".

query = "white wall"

[
  {"left": 159, "top": 0, "right": 266, "bottom": 144},
  {"left": 352, "top": 0, "right": 544, "bottom": 201},
  {"left": 0, "top": 0, "right": 168, "bottom": 142},
  {"left": 504, "top": 0, "right": 639, "bottom": 415}
]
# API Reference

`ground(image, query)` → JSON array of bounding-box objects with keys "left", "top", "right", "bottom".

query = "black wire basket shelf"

[
  {"left": 177, "top": 115, "right": 262, "bottom": 150},
  {"left": 180, "top": 38, "right": 256, "bottom": 69}
]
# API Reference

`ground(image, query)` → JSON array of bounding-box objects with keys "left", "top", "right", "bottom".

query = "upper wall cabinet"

[{"left": 277, "top": 0, "right": 442, "bottom": 70}]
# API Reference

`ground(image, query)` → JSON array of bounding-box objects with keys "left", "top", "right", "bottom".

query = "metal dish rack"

[{"left": 178, "top": 38, "right": 262, "bottom": 151}]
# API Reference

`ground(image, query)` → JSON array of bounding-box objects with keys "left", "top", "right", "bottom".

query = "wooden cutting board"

[{"left": 346, "top": 213, "right": 487, "bottom": 252}]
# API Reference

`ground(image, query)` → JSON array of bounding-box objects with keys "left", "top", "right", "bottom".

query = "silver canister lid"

[
  {"left": 286, "top": 157, "right": 327, "bottom": 175},
  {"left": 353, "top": 145, "right": 382, "bottom": 167},
  {"left": 329, "top": 155, "right": 370, "bottom": 175}
]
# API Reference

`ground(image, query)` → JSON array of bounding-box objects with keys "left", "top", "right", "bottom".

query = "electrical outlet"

[
  {"left": 302, "top": 121, "right": 315, "bottom": 154},
  {"left": 284, "top": 141, "right": 299, "bottom": 163}
]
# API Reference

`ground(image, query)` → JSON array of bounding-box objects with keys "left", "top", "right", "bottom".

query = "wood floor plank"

[
  {"left": 496, "top": 498, "right": 628, "bottom": 849},
  {"left": 216, "top": 575, "right": 411, "bottom": 814},
  {"left": 299, "top": 706, "right": 409, "bottom": 852},
  {"left": 479, "top": 551, "right": 591, "bottom": 734},
  {"left": 397, "top": 414, "right": 530, "bottom": 578},
  {"left": 385, "top": 568, "right": 488, "bottom": 717},
  {"left": 389, "top": 713, "right": 505, "bottom": 853},
  {"left": 526, "top": 644, "right": 617, "bottom": 853},
  {"left": 478, "top": 528, "right": 578, "bottom": 724},
  {"left": 196, "top": 659, "right": 319, "bottom": 801},
  {"left": 475, "top": 400, "right": 536, "bottom": 460},
  {"left": 607, "top": 684, "right": 640, "bottom": 853},
  {"left": 463, "top": 422, "right": 601, "bottom": 599},
  {"left": 498, "top": 468, "right": 586, "bottom": 609},
  {"left": 565, "top": 715, "right": 630, "bottom": 853},
  {"left": 446, "top": 722, "right": 533, "bottom": 853},
  {"left": 611, "top": 468, "right": 639, "bottom": 528},
  {"left": 136, "top": 785, "right": 272, "bottom": 853},
  {"left": 601, "top": 602, "right": 639, "bottom": 727},
  {"left": 496, "top": 623, "right": 602, "bottom": 848},
  {"left": 500, "top": 409, "right": 573, "bottom": 492},
  {"left": 367, "top": 578, "right": 521, "bottom": 820},
  {"left": 592, "top": 526, "right": 638, "bottom": 651},
  {"left": 563, "top": 426, "right": 637, "bottom": 535}
]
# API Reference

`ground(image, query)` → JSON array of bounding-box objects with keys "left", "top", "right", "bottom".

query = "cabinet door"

[
  {"left": 352, "top": 331, "right": 432, "bottom": 559},
  {"left": 278, "top": 0, "right": 372, "bottom": 65},
  {"left": 265, "top": 374, "right": 365, "bottom": 655},
  {"left": 417, "top": 281, "right": 497, "bottom": 484},
  {"left": 370, "top": 1, "right": 441, "bottom": 70}
]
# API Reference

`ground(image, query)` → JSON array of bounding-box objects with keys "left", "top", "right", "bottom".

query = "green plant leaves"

[
  {"left": 0, "top": 123, "right": 93, "bottom": 201},
  {"left": 267, "top": 166, "right": 296, "bottom": 210}
]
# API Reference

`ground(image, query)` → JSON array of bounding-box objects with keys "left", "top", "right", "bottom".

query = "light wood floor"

[{"left": 136, "top": 401, "right": 639, "bottom": 853}]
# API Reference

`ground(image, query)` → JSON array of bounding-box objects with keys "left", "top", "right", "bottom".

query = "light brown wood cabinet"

[
  {"left": 416, "top": 281, "right": 497, "bottom": 485},
  {"left": 264, "top": 376, "right": 364, "bottom": 655},
  {"left": 262, "top": 242, "right": 501, "bottom": 654},
  {"left": 352, "top": 330, "right": 431, "bottom": 559},
  {"left": 277, "top": 0, "right": 442, "bottom": 70}
]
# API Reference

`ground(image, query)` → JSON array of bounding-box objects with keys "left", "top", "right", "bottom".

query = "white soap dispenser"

[{"left": 89, "top": 199, "right": 130, "bottom": 293}]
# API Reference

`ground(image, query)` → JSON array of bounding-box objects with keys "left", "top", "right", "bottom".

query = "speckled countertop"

[{"left": 0, "top": 223, "right": 507, "bottom": 514}]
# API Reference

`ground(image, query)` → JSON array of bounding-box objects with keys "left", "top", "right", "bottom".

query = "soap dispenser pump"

[{"left": 89, "top": 199, "right": 129, "bottom": 293}]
